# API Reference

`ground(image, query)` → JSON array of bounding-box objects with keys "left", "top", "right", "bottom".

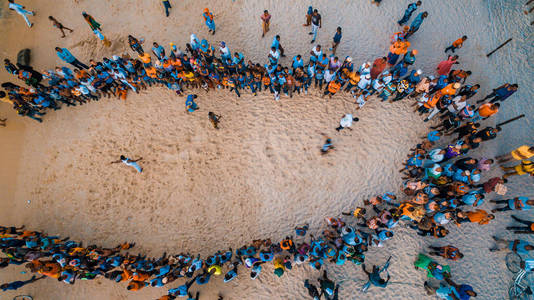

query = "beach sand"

[{"left": 0, "top": 0, "right": 533, "bottom": 299}]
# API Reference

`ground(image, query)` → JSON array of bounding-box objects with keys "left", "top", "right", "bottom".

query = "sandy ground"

[{"left": 0, "top": 0, "right": 533, "bottom": 299}]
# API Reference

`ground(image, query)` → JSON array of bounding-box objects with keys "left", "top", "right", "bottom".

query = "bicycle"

[{"left": 508, "top": 257, "right": 534, "bottom": 300}]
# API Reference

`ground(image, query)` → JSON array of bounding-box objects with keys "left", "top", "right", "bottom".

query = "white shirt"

[
  {"left": 358, "top": 76, "right": 371, "bottom": 89},
  {"left": 324, "top": 70, "right": 335, "bottom": 82},
  {"left": 355, "top": 95, "right": 366, "bottom": 108},
  {"left": 269, "top": 49, "right": 280, "bottom": 60},
  {"left": 220, "top": 46, "right": 230, "bottom": 57},
  {"left": 311, "top": 47, "right": 322, "bottom": 58},
  {"left": 447, "top": 96, "right": 467, "bottom": 113},
  {"left": 340, "top": 114, "right": 354, "bottom": 128}
]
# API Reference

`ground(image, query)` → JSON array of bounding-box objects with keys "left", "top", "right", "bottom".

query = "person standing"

[
  {"left": 398, "top": 1, "right": 422, "bottom": 25},
  {"left": 261, "top": 10, "right": 271, "bottom": 38},
  {"left": 336, "top": 114, "right": 359, "bottom": 131},
  {"left": 48, "top": 16, "right": 74, "bottom": 38},
  {"left": 405, "top": 11, "right": 428, "bottom": 39},
  {"left": 436, "top": 55, "right": 459, "bottom": 76},
  {"left": 82, "top": 12, "right": 102, "bottom": 32},
  {"left": 8, "top": 0, "right": 34, "bottom": 28},
  {"left": 203, "top": 8, "right": 216, "bottom": 35},
  {"left": 111, "top": 155, "right": 143, "bottom": 173},
  {"left": 445, "top": 36, "right": 467, "bottom": 53},
  {"left": 271, "top": 35, "right": 286, "bottom": 57},
  {"left": 330, "top": 27, "right": 342, "bottom": 55},
  {"left": 303, "top": 6, "right": 313, "bottom": 26},
  {"left": 309, "top": 9, "right": 322, "bottom": 44},
  {"left": 55, "top": 47, "right": 89, "bottom": 69},
  {"left": 477, "top": 83, "right": 518, "bottom": 104},
  {"left": 162, "top": 0, "right": 172, "bottom": 17}
]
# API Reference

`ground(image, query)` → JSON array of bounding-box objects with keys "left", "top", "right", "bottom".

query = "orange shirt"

[
  {"left": 39, "top": 262, "right": 62, "bottom": 278},
  {"left": 440, "top": 84, "right": 457, "bottom": 96},
  {"left": 452, "top": 38, "right": 464, "bottom": 48},
  {"left": 139, "top": 53, "right": 151, "bottom": 64},
  {"left": 262, "top": 76, "right": 271, "bottom": 85},
  {"left": 145, "top": 67, "right": 158, "bottom": 78},
  {"left": 424, "top": 92, "right": 442, "bottom": 109},
  {"left": 132, "top": 271, "right": 150, "bottom": 282},
  {"left": 467, "top": 209, "right": 491, "bottom": 225},
  {"left": 327, "top": 81, "right": 341, "bottom": 94},
  {"left": 478, "top": 103, "right": 498, "bottom": 118}
]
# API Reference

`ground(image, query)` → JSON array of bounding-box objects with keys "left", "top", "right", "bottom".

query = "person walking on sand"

[
  {"left": 261, "top": 10, "right": 271, "bottom": 37},
  {"left": 82, "top": 12, "right": 102, "bottom": 32},
  {"left": 271, "top": 35, "right": 286, "bottom": 57},
  {"left": 48, "top": 16, "right": 73, "bottom": 38},
  {"left": 336, "top": 114, "right": 359, "bottom": 131},
  {"left": 398, "top": 1, "right": 422, "bottom": 25},
  {"left": 186, "top": 94, "right": 199, "bottom": 112},
  {"left": 309, "top": 9, "right": 322, "bottom": 44},
  {"left": 445, "top": 36, "right": 467, "bottom": 53},
  {"left": 203, "top": 8, "right": 216, "bottom": 35},
  {"left": 405, "top": 11, "right": 428, "bottom": 39},
  {"left": 8, "top": 0, "right": 34, "bottom": 28},
  {"left": 111, "top": 155, "right": 143, "bottom": 173},
  {"left": 55, "top": 47, "right": 89, "bottom": 69},
  {"left": 330, "top": 27, "right": 342, "bottom": 55},
  {"left": 162, "top": 0, "right": 172, "bottom": 17}
]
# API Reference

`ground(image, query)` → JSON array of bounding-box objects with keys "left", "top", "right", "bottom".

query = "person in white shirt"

[
  {"left": 8, "top": 0, "right": 34, "bottom": 28},
  {"left": 357, "top": 74, "right": 372, "bottom": 92},
  {"left": 324, "top": 69, "right": 335, "bottom": 84},
  {"left": 309, "top": 45, "right": 323, "bottom": 63},
  {"left": 336, "top": 114, "right": 359, "bottom": 131},
  {"left": 268, "top": 47, "right": 280, "bottom": 65}
]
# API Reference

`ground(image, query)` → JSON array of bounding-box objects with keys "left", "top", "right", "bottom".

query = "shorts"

[{"left": 515, "top": 165, "right": 527, "bottom": 175}]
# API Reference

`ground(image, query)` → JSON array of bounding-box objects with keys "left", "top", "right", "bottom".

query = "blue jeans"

[{"left": 398, "top": 11, "right": 413, "bottom": 25}]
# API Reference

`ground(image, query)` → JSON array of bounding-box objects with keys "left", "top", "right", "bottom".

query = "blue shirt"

[
  {"left": 508, "top": 197, "right": 531, "bottom": 210},
  {"left": 410, "top": 12, "right": 425, "bottom": 30},
  {"left": 292, "top": 57, "right": 304, "bottom": 69},
  {"left": 271, "top": 38, "right": 280, "bottom": 49},
  {"left": 152, "top": 45, "right": 165, "bottom": 59},
  {"left": 428, "top": 131, "right": 441, "bottom": 142},
  {"left": 509, "top": 240, "right": 531, "bottom": 254},
  {"left": 57, "top": 48, "right": 76, "bottom": 63},
  {"left": 333, "top": 32, "right": 342, "bottom": 43},
  {"left": 405, "top": 3, "right": 418, "bottom": 15}
]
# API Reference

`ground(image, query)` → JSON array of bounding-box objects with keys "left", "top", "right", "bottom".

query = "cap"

[
  {"left": 416, "top": 69, "right": 422, "bottom": 75},
  {"left": 346, "top": 56, "right": 352, "bottom": 62},
  {"left": 221, "top": 41, "right": 226, "bottom": 47},
  {"left": 453, "top": 83, "right": 461, "bottom": 89},
  {"left": 412, "top": 49, "right": 418, "bottom": 55},
  {"left": 403, "top": 25, "right": 410, "bottom": 31}
]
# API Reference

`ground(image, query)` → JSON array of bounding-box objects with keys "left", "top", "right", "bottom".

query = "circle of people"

[{"left": 1, "top": 1, "right": 533, "bottom": 300}]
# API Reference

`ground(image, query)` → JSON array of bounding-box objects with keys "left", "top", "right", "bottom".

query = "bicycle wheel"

[
  {"left": 13, "top": 296, "right": 33, "bottom": 300},
  {"left": 507, "top": 252, "right": 523, "bottom": 274}
]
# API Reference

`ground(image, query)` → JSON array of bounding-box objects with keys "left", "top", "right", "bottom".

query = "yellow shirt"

[{"left": 511, "top": 145, "right": 534, "bottom": 160}]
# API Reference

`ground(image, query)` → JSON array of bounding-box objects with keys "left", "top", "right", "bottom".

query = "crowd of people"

[{"left": 1, "top": 1, "right": 532, "bottom": 299}]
